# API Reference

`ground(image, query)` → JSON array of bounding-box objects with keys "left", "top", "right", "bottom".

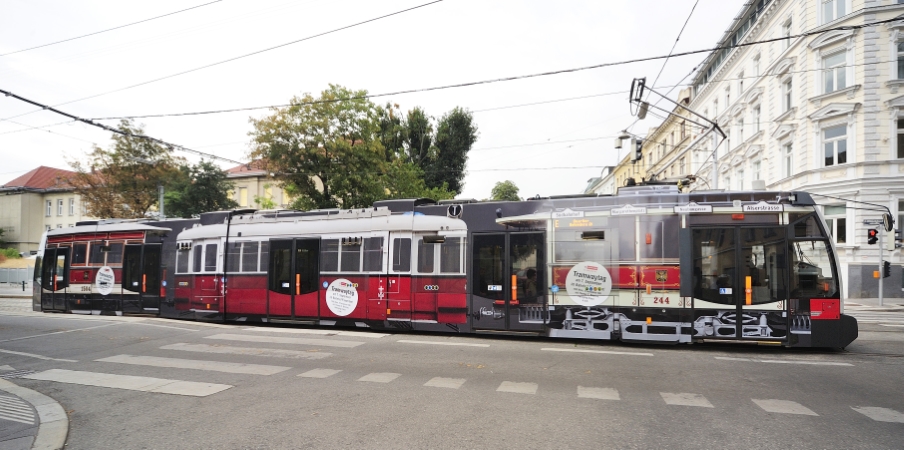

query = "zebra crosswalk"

[{"left": 845, "top": 306, "right": 904, "bottom": 327}]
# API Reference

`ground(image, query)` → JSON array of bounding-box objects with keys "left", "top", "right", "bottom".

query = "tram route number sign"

[
  {"left": 565, "top": 261, "right": 612, "bottom": 307},
  {"left": 326, "top": 278, "right": 358, "bottom": 316},
  {"left": 95, "top": 266, "right": 114, "bottom": 296}
]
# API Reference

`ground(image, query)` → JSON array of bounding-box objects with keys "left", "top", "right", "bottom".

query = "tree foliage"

[
  {"left": 250, "top": 85, "right": 458, "bottom": 210},
  {"left": 164, "top": 160, "right": 238, "bottom": 218},
  {"left": 491, "top": 180, "right": 521, "bottom": 201},
  {"left": 67, "top": 120, "right": 182, "bottom": 219},
  {"left": 426, "top": 107, "right": 478, "bottom": 194}
]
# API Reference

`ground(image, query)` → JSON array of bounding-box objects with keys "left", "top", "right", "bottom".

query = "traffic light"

[
  {"left": 631, "top": 139, "right": 643, "bottom": 162},
  {"left": 867, "top": 228, "right": 878, "bottom": 245},
  {"left": 883, "top": 260, "right": 891, "bottom": 278}
]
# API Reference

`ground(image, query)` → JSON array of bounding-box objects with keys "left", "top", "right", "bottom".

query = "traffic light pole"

[{"left": 879, "top": 232, "right": 884, "bottom": 307}]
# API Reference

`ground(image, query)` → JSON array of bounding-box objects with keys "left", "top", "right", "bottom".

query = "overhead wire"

[
  {"left": 0, "top": 1, "right": 224, "bottom": 57},
  {"left": 646, "top": 0, "right": 699, "bottom": 100}
]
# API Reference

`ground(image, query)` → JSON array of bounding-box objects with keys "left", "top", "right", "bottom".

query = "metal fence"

[{"left": 0, "top": 267, "right": 33, "bottom": 285}]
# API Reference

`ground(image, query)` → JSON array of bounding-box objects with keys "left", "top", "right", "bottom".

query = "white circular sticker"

[
  {"left": 325, "top": 278, "right": 359, "bottom": 316},
  {"left": 565, "top": 261, "right": 612, "bottom": 307},
  {"left": 95, "top": 266, "right": 115, "bottom": 296}
]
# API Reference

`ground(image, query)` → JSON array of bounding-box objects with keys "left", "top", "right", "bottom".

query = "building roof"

[
  {"left": 1, "top": 166, "right": 77, "bottom": 191},
  {"left": 227, "top": 160, "right": 268, "bottom": 178}
]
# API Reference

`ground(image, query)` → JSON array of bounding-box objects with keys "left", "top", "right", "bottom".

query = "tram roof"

[
  {"left": 177, "top": 210, "right": 467, "bottom": 241},
  {"left": 46, "top": 223, "right": 172, "bottom": 237}
]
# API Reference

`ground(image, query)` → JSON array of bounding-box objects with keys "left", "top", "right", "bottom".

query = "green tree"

[
  {"left": 250, "top": 85, "right": 455, "bottom": 209},
  {"left": 405, "top": 107, "right": 434, "bottom": 167},
  {"left": 67, "top": 120, "right": 182, "bottom": 218},
  {"left": 165, "top": 160, "right": 238, "bottom": 218},
  {"left": 426, "top": 107, "right": 478, "bottom": 194},
  {"left": 491, "top": 180, "right": 521, "bottom": 201}
]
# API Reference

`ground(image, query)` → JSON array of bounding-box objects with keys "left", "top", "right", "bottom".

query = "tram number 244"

[
  {"left": 652, "top": 297, "right": 671, "bottom": 304},
  {"left": 637, "top": 296, "right": 686, "bottom": 307}
]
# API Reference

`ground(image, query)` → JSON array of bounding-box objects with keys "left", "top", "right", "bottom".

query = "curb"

[{"left": 0, "top": 379, "right": 68, "bottom": 450}]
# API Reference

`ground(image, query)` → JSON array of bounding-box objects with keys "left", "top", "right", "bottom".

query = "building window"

[
  {"left": 57, "top": 199, "right": 63, "bottom": 216},
  {"left": 823, "top": 125, "right": 847, "bottom": 167},
  {"left": 782, "top": 78, "right": 792, "bottom": 112},
  {"left": 680, "top": 121, "right": 686, "bottom": 140},
  {"left": 737, "top": 168, "right": 745, "bottom": 190},
  {"left": 737, "top": 118, "right": 744, "bottom": 142},
  {"left": 782, "top": 19, "right": 792, "bottom": 49},
  {"left": 821, "top": 0, "right": 846, "bottom": 24},
  {"left": 679, "top": 157, "right": 686, "bottom": 175},
  {"left": 68, "top": 198, "right": 75, "bottom": 216},
  {"left": 898, "top": 118, "right": 904, "bottom": 159},
  {"left": 725, "top": 87, "right": 731, "bottom": 107},
  {"left": 45, "top": 225, "right": 51, "bottom": 232},
  {"left": 783, "top": 142, "right": 793, "bottom": 178},
  {"left": 753, "top": 54, "right": 760, "bottom": 77},
  {"left": 753, "top": 160, "right": 761, "bottom": 181},
  {"left": 46, "top": 201, "right": 52, "bottom": 217},
  {"left": 898, "top": 42, "right": 904, "bottom": 80},
  {"left": 823, "top": 205, "right": 846, "bottom": 244},
  {"left": 238, "top": 187, "right": 248, "bottom": 207},
  {"left": 725, "top": 175, "right": 731, "bottom": 190},
  {"left": 738, "top": 72, "right": 744, "bottom": 95},
  {"left": 823, "top": 52, "right": 846, "bottom": 94},
  {"left": 56, "top": 224, "right": 63, "bottom": 229},
  {"left": 713, "top": 100, "right": 718, "bottom": 116},
  {"left": 752, "top": 106, "right": 761, "bottom": 133}
]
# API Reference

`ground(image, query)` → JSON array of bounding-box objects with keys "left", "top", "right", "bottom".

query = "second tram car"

[{"left": 33, "top": 185, "right": 858, "bottom": 348}]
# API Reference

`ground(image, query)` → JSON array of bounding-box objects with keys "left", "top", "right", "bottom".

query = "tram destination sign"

[
  {"left": 673, "top": 202, "right": 712, "bottom": 214},
  {"left": 610, "top": 204, "right": 647, "bottom": 216},
  {"left": 742, "top": 201, "right": 784, "bottom": 212}
]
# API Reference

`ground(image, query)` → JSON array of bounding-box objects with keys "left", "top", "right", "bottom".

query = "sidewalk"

[
  {"left": 0, "top": 378, "right": 68, "bottom": 450},
  {"left": 845, "top": 297, "right": 904, "bottom": 310},
  {"left": 0, "top": 283, "right": 32, "bottom": 300}
]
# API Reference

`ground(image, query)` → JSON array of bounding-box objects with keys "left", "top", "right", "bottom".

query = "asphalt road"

[{"left": 0, "top": 307, "right": 902, "bottom": 450}]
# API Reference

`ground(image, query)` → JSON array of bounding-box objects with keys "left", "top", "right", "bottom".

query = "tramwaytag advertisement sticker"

[
  {"left": 326, "top": 278, "right": 358, "bottom": 316},
  {"left": 565, "top": 261, "right": 612, "bottom": 307},
  {"left": 95, "top": 266, "right": 115, "bottom": 296}
]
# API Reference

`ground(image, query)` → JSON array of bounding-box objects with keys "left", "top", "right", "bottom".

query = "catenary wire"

[
  {"left": 647, "top": 0, "right": 699, "bottom": 101},
  {"left": 0, "top": 1, "right": 224, "bottom": 57}
]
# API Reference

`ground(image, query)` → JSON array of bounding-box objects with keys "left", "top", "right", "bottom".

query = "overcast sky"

[{"left": 0, "top": 0, "right": 743, "bottom": 201}]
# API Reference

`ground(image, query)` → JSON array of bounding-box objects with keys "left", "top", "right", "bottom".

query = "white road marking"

[
  {"left": 497, "top": 381, "right": 538, "bottom": 395},
  {"left": 660, "top": 392, "right": 713, "bottom": 408},
  {"left": 358, "top": 372, "right": 400, "bottom": 383},
  {"left": 22, "top": 369, "right": 232, "bottom": 397},
  {"left": 752, "top": 399, "right": 818, "bottom": 416},
  {"left": 0, "top": 323, "right": 118, "bottom": 343},
  {"left": 577, "top": 386, "right": 620, "bottom": 400},
  {"left": 243, "top": 327, "right": 388, "bottom": 338},
  {"left": 160, "top": 343, "right": 332, "bottom": 359},
  {"left": 851, "top": 406, "right": 904, "bottom": 423},
  {"left": 879, "top": 324, "right": 904, "bottom": 327},
  {"left": 714, "top": 356, "right": 852, "bottom": 366},
  {"left": 0, "top": 394, "right": 34, "bottom": 424},
  {"left": 96, "top": 354, "right": 291, "bottom": 375},
  {"left": 298, "top": 369, "right": 341, "bottom": 378},
  {"left": 397, "top": 340, "right": 489, "bottom": 347},
  {"left": 0, "top": 348, "right": 77, "bottom": 362},
  {"left": 541, "top": 348, "right": 653, "bottom": 356},
  {"left": 0, "top": 365, "right": 14, "bottom": 371},
  {"left": 424, "top": 377, "right": 466, "bottom": 389},
  {"left": 205, "top": 333, "right": 365, "bottom": 348}
]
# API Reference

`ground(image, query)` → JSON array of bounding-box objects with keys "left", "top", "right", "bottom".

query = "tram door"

[
  {"left": 268, "top": 238, "right": 320, "bottom": 319},
  {"left": 40, "top": 247, "right": 70, "bottom": 311},
  {"left": 122, "top": 244, "right": 162, "bottom": 313},
  {"left": 689, "top": 227, "right": 787, "bottom": 340},
  {"left": 471, "top": 232, "right": 545, "bottom": 332}
]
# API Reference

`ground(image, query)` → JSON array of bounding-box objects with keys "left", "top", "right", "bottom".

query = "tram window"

[
  {"left": 792, "top": 214, "right": 824, "bottom": 238},
  {"left": 417, "top": 238, "right": 435, "bottom": 273},
  {"left": 204, "top": 244, "right": 218, "bottom": 272},
  {"left": 107, "top": 242, "right": 124, "bottom": 265},
  {"left": 392, "top": 238, "right": 411, "bottom": 272},
  {"left": 259, "top": 241, "right": 269, "bottom": 272},
  {"left": 193, "top": 245, "right": 203, "bottom": 272},
  {"left": 227, "top": 242, "right": 242, "bottom": 272},
  {"left": 440, "top": 237, "right": 461, "bottom": 273},
  {"left": 341, "top": 239, "right": 361, "bottom": 272},
  {"left": 639, "top": 216, "right": 679, "bottom": 259},
  {"left": 692, "top": 228, "right": 736, "bottom": 305},
  {"left": 472, "top": 234, "right": 505, "bottom": 300},
  {"left": 71, "top": 243, "right": 87, "bottom": 266},
  {"left": 320, "top": 239, "right": 339, "bottom": 272},
  {"left": 789, "top": 240, "right": 837, "bottom": 298},
  {"left": 89, "top": 242, "right": 106, "bottom": 265},
  {"left": 363, "top": 237, "right": 383, "bottom": 272},
  {"left": 242, "top": 241, "right": 260, "bottom": 272},
  {"left": 741, "top": 228, "right": 787, "bottom": 304},
  {"left": 176, "top": 248, "right": 189, "bottom": 273}
]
